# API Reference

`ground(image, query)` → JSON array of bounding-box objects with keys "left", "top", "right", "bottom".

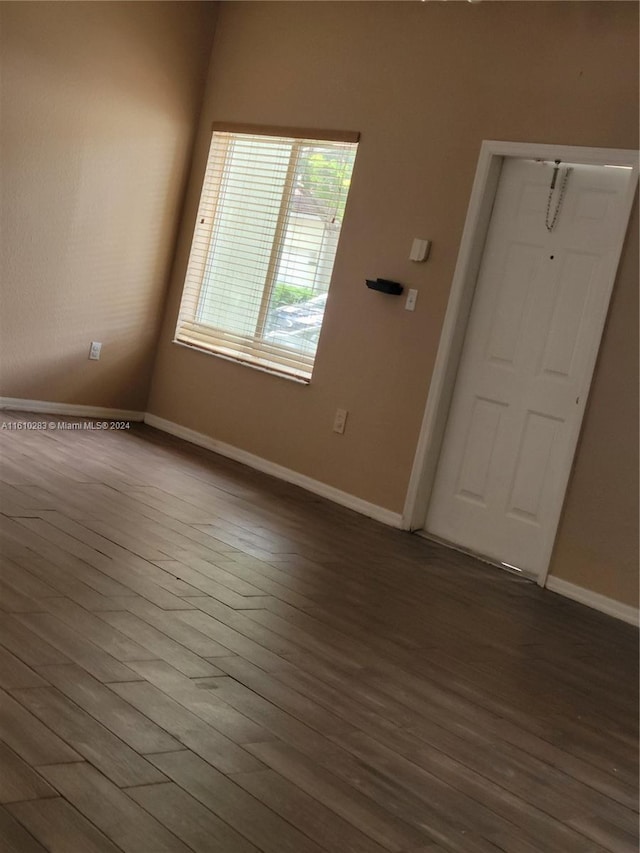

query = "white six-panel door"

[{"left": 424, "top": 157, "right": 631, "bottom": 578}]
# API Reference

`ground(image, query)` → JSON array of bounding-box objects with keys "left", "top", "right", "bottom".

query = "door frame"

[{"left": 402, "top": 140, "right": 638, "bottom": 586}]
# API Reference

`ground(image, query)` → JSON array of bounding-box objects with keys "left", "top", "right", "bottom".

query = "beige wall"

[
  {"left": 0, "top": 1, "right": 217, "bottom": 410},
  {"left": 148, "top": 1, "right": 638, "bottom": 607}
]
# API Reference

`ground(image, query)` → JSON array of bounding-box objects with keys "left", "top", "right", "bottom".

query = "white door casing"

[{"left": 403, "top": 142, "right": 638, "bottom": 584}]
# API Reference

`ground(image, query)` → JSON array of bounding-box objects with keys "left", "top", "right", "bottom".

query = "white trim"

[
  {"left": 402, "top": 141, "right": 639, "bottom": 586},
  {"left": 0, "top": 397, "right": 145, "bottom": 421},
  {"left": 546, "top": 576, "right": 639, "bottom": 627},
  {"left": 144, "top": 413, "right": 403, "bottom": 529},
  {"left": 402, "top": 142, "right": 503, "bottom": 531}
]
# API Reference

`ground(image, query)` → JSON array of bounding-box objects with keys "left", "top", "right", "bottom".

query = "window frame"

[{"left": 174, "top": 123, "right": 360, "bottom": 383}]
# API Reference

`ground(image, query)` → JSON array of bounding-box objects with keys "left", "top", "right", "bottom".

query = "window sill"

[{"left": 171, "top": 339, "right": 312, "bottom": 385}]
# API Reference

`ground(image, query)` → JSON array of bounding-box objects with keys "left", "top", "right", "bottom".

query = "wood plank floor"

[{"left": 0, "top": 411, "right": 637, "bottom": 853}]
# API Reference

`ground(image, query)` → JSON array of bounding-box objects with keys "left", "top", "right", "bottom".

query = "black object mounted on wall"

[{"left": 365, "top": 278, "right": 403, "bottom": 295}]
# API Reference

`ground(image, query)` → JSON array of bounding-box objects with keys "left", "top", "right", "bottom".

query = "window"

[{"left": 175, "top": 123, "right": 359, "bottom": 381}]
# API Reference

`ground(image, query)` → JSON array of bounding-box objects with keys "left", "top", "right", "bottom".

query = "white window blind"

[{"left": 175, "top": 124, "right": 359, "bottom": 381}]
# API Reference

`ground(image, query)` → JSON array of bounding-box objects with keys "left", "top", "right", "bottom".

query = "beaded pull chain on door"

[{"left": 545, "top": 159, "right": 572, "bottom": 232}]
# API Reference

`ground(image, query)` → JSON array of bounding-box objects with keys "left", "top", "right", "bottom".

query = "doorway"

[{"left": 403, "top": 141, "right": 638, "bottom": 584}]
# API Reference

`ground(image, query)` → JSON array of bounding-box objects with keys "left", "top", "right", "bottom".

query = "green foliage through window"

[
  {"left": 298, "top": 148, "right": 356, "bottom": 223},
  {"left": 271, "top": 283, "right": 315, "bottom": 308}
]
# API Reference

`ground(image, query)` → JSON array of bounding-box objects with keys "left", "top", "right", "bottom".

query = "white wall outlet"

[
  {"left": 89, "top": 341, "right": 102, "bottom": 360},
  {"left": 405, "top": 288, "right": 418, "bottom": 311},
  {"left": 333, "top": 408, "right": 348, "bottom": 434}
]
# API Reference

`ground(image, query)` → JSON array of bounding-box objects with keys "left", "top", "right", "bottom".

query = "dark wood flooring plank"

[
  {"left": 148, "top": 749, "right": 333, "bottom": 853},
  {"left": 0, "top": 554, "right": 59, "bottom": 599},
  {"left": 187, "top": 524, "right": 277, "bottom": 561},
  {"left": 98, "top": 610, "right": 222, "bottom": 677},
  {"left": 126, "top": 782, "right": 260, "bottom": 853},
  {"left": 0, "top": 687, "right": 81, "bottom": 765},
  {"left": 110, "top": 679, "right": 262, "bottom": 773},
  {"left": 16, "top": 515, "right": 202, "bottom": 609},
  {"left": 329, "top": 727, "right": 609, "bottom": 853},
  {"left": 419, "top": 644, "right": 636, "bottom": 737},
  {"left": 262, "top": 594, "right": 421, "bottom": 661},
  {"left": 405, "top": 847, "right": 452, "bottom": 853},
  {"left": 194, "top": 675, "right": 347, "bottom": 760},
  {"left": 0, "top": 741, "right": 58, "bottom": 803},
  {"left": 484, "top": 833, "right": 552, "bottom": 853},
  {"left": 111, "top": 485, "right": 220, "bottom": 525},
  {"left": 16, "top": 612, "right": 139, "bottom": 683},
  {"left": 374, "top": 665, "right": 637, "bottom": 809},
  {"left": 364, "top": 658, "right": 639, "bottom": 789},
  {"left": 38, "top": 763, "right": 192, "bottom": 853},
  {"left": 408, "top": 836, "right": 507, "bottom": 853},
  {"left": 0, "top": 579, "right": 46, "bottom": 613},
  {"left": 569, "top": 814, "right": 640, "bottom": 853},
  {"left": 115, "top": 597, "right": 232, "bottom": 657},
  {"left": 0, "top": 481, "right": 53, "bottom": 511},
  {"left": 37, "top": 482, "right": 238, "bottom": 561},
  {"left": 404, "top": 714, "right": 638, "bottom": 825},
  {"left": 231, "top": 768, "right": 391, "bottom": 853},
  {"left": 276, "top": 650, "right": 424, "bottom": 727},
  {"left": 194, "top": 544, "right": 326, "bottom": 600},
  {"left": 13, "top": 686, "right": 168, "bottom": 787},
  {"left": 0, "top": 500, "right": 43, "bottom": 517},
  {"left": 8, "top": 798, "right": 122, "bottom": 853},
  {"left": 178, "top": 607, "right": 295, "bottom": 671},
  {"left": 0, "top": 515, "right": 136, "bottom": 599},
  {"left": 0, "top": 613, "right": 72, "bottom": 668},
  {"left": 168, "top": 554, "right": 267, "bottom": 596},
  {"left": 1, "top": 518, "right": 197, "bottom": 611},
  {"left": 76, "top": 501, "right": 234, "bottom": 563},
  {"left": 330, "top": 729, "right": 561, "bottom": 839},
  {"left": 153, "top": 558, "right": 272, "bottom": 608},
  {"left": 0, "top": 804, "right": 48, "bottom": 853},
  {"left": 27, "top": 490, "right": 216, "bottom": 560},
  {"left": 221, "top": 739, "right": 431, "bottom": 851},
  {"left": 237, "top": 603, "right": 370, "bottom": 673},
  {"left": 268, "top": 661, "right": 402, "bottom": 738},
  {"left": 184, "top": 598, "right": 314, "bottom": 663},
  {"left": 126, "top": 659, "right": 274, "bottom": 744},
  {"left": 0, "top": 645, "right": 48, "bottom": 690},
  {"left": 34, "top": 664, "right": 182, "bottom": 754},
  {"left": 193, "top": 556, "right": 316, "bottom": 608},
  {"left": 215, "top": 655, "right": 355, "bottom": 736},
  {"left": 247, "top": 738, "right": 495, "bottom": 849},
  {"left": 541, "top": 713, "right": 638, "bottom": 785},
  {"left": 42, "top": 597, "right": 159, "bottom": 662},
  {"left": 39, "top": 508, "right": 174, "bottom": 563},
  {"left": 36, "top": 510, "right": 205, "bottom": 598},
  {"left": 0, "top": 545, "right": 119, "bottom": 611}
]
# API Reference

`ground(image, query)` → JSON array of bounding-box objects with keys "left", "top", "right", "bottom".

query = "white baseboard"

[
  {"left": 545, "top": 576, "right": 639, "bottom": 627},
  {"left": 0, "top": 397, "right": 145, "bottom": 422},
  {"left": 144, "top": 413, "right": 403, "bottom": 529}
]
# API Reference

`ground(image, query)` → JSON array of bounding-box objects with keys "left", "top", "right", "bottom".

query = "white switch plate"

[
  {"left": 89, "top": 341, "right": 102, "bottom": 360},
  {"left": 333, "top": 408, "right": 348, "bottom": 434},
  {"left": 405, "top": 289, "right": 418, "bottom": 311},
  {"left": 410, "top": 238, "right": 431, "bottom": 262}
]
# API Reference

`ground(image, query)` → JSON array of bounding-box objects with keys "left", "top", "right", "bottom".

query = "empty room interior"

[{"left": 0, "top": 2, "right": 638, "bottom": 852}]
